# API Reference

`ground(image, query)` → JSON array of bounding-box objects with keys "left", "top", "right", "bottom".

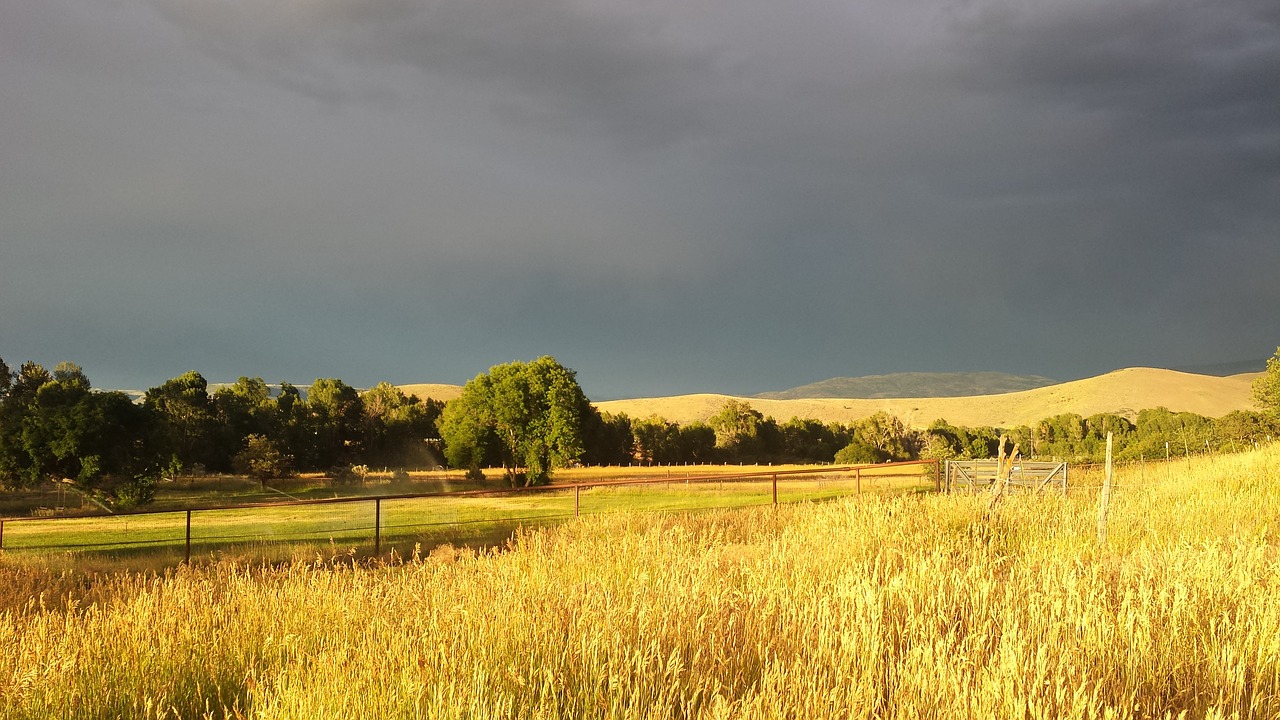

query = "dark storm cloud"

[{"left": 1, "top": 0, "right": 1277, "bottom": 397}]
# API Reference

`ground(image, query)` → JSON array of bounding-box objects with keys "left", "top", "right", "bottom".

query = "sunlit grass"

[{"left": 0, "top": 448, "right": 1276, "bottom": 718}]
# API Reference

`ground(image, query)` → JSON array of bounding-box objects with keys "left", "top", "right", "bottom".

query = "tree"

[
  {"left": 144, "top": 371, "right": 220, "bottom": 470},
  {"left": 2, "top": 361, "right": 159, "bottom": 495},
  {"left": 214, "top": 377, "right": 276, "bottom": 435},
  {"left": 0, "top": 362, "right": 50, "bottom": 487},
  {"left": 1254, "top": 347, "right": 1280, "bottom": 419},
  {"left": 709, "top": 400, "right": 764, "bottom": 458},
  {"left": 0, "top": 356, "right": 12, "bottom": 398},
  {"left": 360, "top": 382, "right": 442, "bottom": 467},
  {"left": 307, "top": 378, "right": 365, "bottom": 468},
  {"left": 580, "top": 410, "right": 634, "bottom": 466},
  {"left": 438, "top": 356, "right": 588, "bottom": 486},
  {"left": 233, "top": 434, "right": 293, "bottom": 485}
]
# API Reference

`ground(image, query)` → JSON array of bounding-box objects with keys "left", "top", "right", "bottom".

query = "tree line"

[
  {"left": 3, "top": 350, "right": 1278, "bottom": 506},
  {"left": 0, "top": 357, "right": 442, "bottom": 506}
]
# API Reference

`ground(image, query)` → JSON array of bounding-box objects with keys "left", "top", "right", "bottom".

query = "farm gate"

[{"left": 944, "top": 459, "right": 1068, "bottom": 494}]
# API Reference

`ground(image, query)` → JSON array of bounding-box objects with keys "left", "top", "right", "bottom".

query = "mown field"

[
  {"left": 0, "top": 464, "right": 930, "bottom": 570},
  {"left": 0, "top": 448, "right": 1276, "bottom": 718}
]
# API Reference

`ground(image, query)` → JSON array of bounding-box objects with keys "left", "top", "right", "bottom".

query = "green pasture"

[{"left": 0, "top": 465, "right": 933, "bottom": 566}]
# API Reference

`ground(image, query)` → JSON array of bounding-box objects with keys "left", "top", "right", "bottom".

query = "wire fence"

[{"left": 0, "top": 460, "right": 940, "bottom": 562}]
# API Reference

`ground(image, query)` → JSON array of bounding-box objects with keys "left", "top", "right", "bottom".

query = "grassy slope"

[
  {"left": 0, "top": 447, "right": 1277, "bottom": 718},
  {"left": 598, "top": 367, "right": 1262, "bottom": 427},
  {"left": 756, "top": 370, "right": 1058, "bottom": 399}
]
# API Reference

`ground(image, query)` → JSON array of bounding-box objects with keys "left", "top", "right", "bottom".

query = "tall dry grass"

[{"left": 0, "top": 447, "right": 1277, "bottom": 719}]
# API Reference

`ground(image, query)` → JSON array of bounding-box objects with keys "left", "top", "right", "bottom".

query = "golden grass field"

[
  {"left": 594, "top": 368, "right": 1261, "bottom": 428},
  {"left": 0, "top": 444, "right": 1276, "bottom": 718}
]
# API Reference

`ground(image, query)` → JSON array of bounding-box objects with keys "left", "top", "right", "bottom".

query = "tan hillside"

[
  {"left": 595, "top": 368, "right": 1262, "bottom": 428},
  {"left": 395, "top": 383, "right": 463, "bottom": 402}
]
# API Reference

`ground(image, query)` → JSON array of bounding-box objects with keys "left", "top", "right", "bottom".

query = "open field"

[
  {"left": 0, "top": 464, "right": 931, "bottom": 569},
  {"left": 0, "top": 446, "right": 1276, "bottom": 718},
  {"left": 596, "top": 367, "right": 1261, "bottom": 427}
]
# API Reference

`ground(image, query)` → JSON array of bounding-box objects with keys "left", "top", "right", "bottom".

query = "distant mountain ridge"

[
  {"left": 756, "top": 372, "right": 1058, "bottom": 400},
  {"left": 1171, "top": 358, "right": 1268, "bottom": 376}
]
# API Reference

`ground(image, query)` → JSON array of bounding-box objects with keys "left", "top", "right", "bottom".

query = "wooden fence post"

[
  {"left": 855, "top": 467, "right": 861, "bottom": 494},
  {"left": 184, "top": 510, "right": 191, "bottom": 563},
  {"left": 575, "top": 484, "right": 581, "bottom": 517},
  {"left": 374, "top": 498, "right": 381, "bottom": 557},
  {"left": 1097, "top": 432, "right": 1113, "bottom": 547},
  {"left": 772, "top": 473, "right": 778, "bottom": 505}
]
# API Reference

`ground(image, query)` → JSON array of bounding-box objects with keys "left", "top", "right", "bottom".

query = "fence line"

[{"left": 0, "top": 460, "right": 940, "bottom": 561}]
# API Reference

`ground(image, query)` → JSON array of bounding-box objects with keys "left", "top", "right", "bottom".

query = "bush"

[
  {"left": 233, "top": 434, "right": 293, "bottom": 482},
  {"left": 111, "top": 474, "right": 156, "bottom": 510}
]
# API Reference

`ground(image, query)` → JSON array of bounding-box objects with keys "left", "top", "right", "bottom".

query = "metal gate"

[{"left": 944, "top": 460, "right": 1068, "bottom": 495}]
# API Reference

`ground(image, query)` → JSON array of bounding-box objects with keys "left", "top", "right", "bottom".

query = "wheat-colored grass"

[{"left": 0, "top": 447, "right": 1276, "bottom": 719}]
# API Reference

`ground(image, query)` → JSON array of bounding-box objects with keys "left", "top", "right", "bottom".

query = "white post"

[{"left": 1098, "top": 432, "right": 1113, "bottom": 547}]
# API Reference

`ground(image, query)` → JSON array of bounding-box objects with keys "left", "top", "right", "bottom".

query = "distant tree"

[
  {"left": 273, "top": 382, "right": 316, "bottom": 468},
  {"left": 438, "top": 357, "right": 588, "bottom": 486},
  {"left": 0, "top": 362, "right": 50, "bottom": 487},
  {"left": 676, "top": 422, "right": 718, "bottom": 463},
  {"left": 233, "top": 434, "right": 293, "bottom": 485},
  {"left": 51, "top": 361, "right": 90, "bottom": 389},
  {"left": 307, "top": 378, "right": 365, "bottom": 468},
  {"left": 580, "top": 410, "right": 634, "bottom": 466},
  {"left": 1254, "top": 347, "right": 1280, "bottom": 419},
  {"left": 709, "top": 400, "right": 764, "bottom": 457},
  {"left": 1214, "top": 410, "right": 1275, "bottom": 450},
  {"left": 0, "top": 356, "right": 12, "bottom": 398},
  {"left": 778, "top": 417, "right": 844, "bottom": 463},
  {"left": 850, "top": 412, "right": 915, "bottom": 462},
  {"left": 212, "top": 376, "right": 280, "bottom": 464},
  {"left": 360, "top": 382, "right": 442, "bottom": 467},
  {"left": 3, "top": 363, "right": 159, "bottom": 492},
  {"left": 834, "top": 439, "right": 884, "bottom": 465},
  {"left": 631, "top": 415, "right": 680, "bottom": 464},
  {"left": 144, "top": 371, "right": 220, "bottom": 470}
]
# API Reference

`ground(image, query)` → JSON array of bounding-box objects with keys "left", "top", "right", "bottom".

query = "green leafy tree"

[
  {"left": 676, "top": 422, "right": 717, "bottom": 462},
  {"left": 439, "top": 357, "right": 588, "bottom": 486},
  {"left": 631, "top": 415, "right": 681, "bottom": 464},
  {"left": 4, "top": 363, "right": 158, "bottom": 493},
  {"left": 0, "top": 362, "right": 51, "bottom": 487},
  {"left": 709, "top": 400, "right": 764, "bottom": 458},
  {"left": 580, "top": 410, "right": 634, "bottom": 466},
  {"left": 213, "top": 377, "right": 278, "bottom": 451},
  {"left": 144, "top": 371, "right": 220, "bottom": 471},
  {"left": 233, "top": 433, "right": 293, "bottom": 485},
  {"left": 1254, "top": 347, "right": 1280, "bottom": 419},
  {"left": 1214, "top": 410, "right": 1275, "bottom": 450},
  {"left": 0, "top": 356, "right": 12, "bottom": 397},
  {"left": 307, "top": 378, "right": 365, "bottom": 468},
  {"left": 360, "top": 382, "right": 443, "bottom": 467}
]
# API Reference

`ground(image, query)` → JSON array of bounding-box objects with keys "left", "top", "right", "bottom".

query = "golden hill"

[
  {"left": 395, "top": 383, "right": 464, "bottom": 402},
  {"left": 594, "top": 368, "right": 1261, "bottom": 428}
]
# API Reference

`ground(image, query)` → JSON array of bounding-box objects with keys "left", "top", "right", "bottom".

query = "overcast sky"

[{"left": 2, "top": 0, "right": 1278, "bottom": 399}]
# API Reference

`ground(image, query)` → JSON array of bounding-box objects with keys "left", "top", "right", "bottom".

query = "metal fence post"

[
  {"left": 575, "top": 484, "right": 581, "bottom": 517},
  {"left": 934, "top": 459, "right": 941, "bottom": 493},
  {"left": 374, "top": 498, "right": 382, "bottom": 557},
  {"left": 856, "top": 468, "right": 861, "bottom": 494},
  {"left": 184, "top": 510, "right": 191, "bottom": 563}
]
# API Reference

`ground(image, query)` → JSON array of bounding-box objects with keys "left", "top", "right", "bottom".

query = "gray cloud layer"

[{"left": 2, "top": 0, "right": 1277, "bottom": 397}]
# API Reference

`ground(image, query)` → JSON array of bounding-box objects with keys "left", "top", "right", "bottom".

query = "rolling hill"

[
  {"left": 756, "top": 371, "right": 1057, "bottom": 400},
  {"left": 594, "top": 368, "right": 1261, "bottom": 429}
]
